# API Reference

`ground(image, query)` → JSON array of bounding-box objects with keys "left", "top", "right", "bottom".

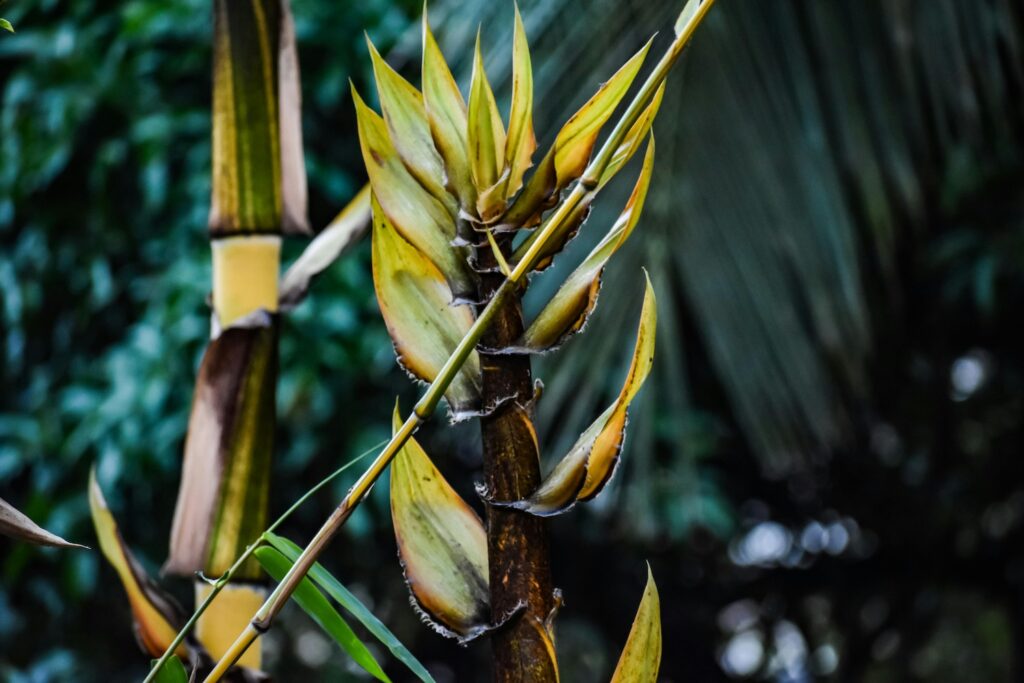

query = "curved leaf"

[
  {"left": 1, "top": 496, "right": 84, "bottom": 548},
  {"left": 353, "top": 86, "right": 473, "bottom": 298},
  {"left": 503, "top": 274, "right": 657, "bottom": 515},
  {"left": 504, "top": 4, "right": 536, "bottom": 200},
  {"left": 255, "top": 546, "right": 390, "bottom": 682},
  {"left": 263, "top": 532, "right": 436, "bottom": 683},
  {"left": 367, "top": 36, "right": 452, "bottom": 210},
  {"left": 389, "top": 406, "right": 490, "bottom": 640},
  {"left": 371, "top": 194, "right": 481, "bottom": 418},
  {"left": 519, "top": 137, "right": 655, "bottom": 351},
  {"left": 610, "top": 565, "right": 662, "bottom": 683},
  {"left": 422, "top": 14, "right": 475, "bottom": 210},
  {"left": 89, "top": 470, "right": 190, "bottom": 660}
]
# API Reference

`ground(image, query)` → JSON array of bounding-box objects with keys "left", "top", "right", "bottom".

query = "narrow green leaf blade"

[
  {"left": 1, "top": 18, "right": 13, "bottom": 33},
  {"left": 149, "top": 656, "right": 189, "bottom": 683},
  {"left": 254, "top": 546, "right": 391, "bottom": 683},
  {"left": 263, "top": 532, "right": 436, "bottom": 683}
]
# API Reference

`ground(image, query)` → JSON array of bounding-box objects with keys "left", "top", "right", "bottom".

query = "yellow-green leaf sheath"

[
  {"left": 372, "top": 195, "right": 482, "bottom": 418},
  {"left": 210, "top": 0, "right": 308, "bottom": 236},
  {"left": 504, "top": 4, "right": 536, "bottom": 200},
  {"left": 506, "top": 275, "right": 657, "bottom": 515},
  {"left": 89, "top": 470, "right": 189, "bottom": 660},
  {"left": 389, "top": 406, "right": 490, "bottom": 639},
  {"left": 367, "top": 37, "right": 453, "bottom": 212},
  {"left": 468, "top": 32, "right": 508, "bottom": 222},
  {"left": 610, "top": 566, "right": 662, "bottom": 683},
  {"left": 519, "top": 137, "right": 655, "bottom": 351},
  {"left": 422, "top": 14, "right": 475, "bottom": 210},
  {"left": 166, "top": 322, "right": 277, "bottom": 579},
  {"left": 354, "top": 86, "right": 473, "bottom": 299},
  {"left": 1, "top": 497, "right": 84, "bottom": 548}
]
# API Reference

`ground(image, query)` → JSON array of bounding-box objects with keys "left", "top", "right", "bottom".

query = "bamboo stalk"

[
  {"left": 477, "top": 235, "right": 558, "bottom": 681},
  {"left": 201, "top": 4, "right": 715, "bottom": 678}
]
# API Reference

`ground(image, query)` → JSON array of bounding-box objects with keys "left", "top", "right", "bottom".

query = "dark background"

[{"left": 2, "top": 0, "right": 1024, "bottom": 681}]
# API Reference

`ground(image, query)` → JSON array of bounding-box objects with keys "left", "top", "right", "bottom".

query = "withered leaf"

[
  {"left": 166, "top": 321, "right": 277, "bottom": 579},
  {"left": 0, "top": 497, "right": 84, "bottom": 548}
]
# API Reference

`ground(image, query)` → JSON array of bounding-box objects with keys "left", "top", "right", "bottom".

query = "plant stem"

[
  {"left": 477, "top": 235, "right": 557, "bottom": 682},
  {"left": 199, "top": 5, "right": 716, "bottom": 677}
]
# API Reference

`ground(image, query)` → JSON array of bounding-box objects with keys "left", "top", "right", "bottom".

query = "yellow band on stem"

[
  {"left": 212, "top": 236, "right": 281, "bottom": 327},
  {"left": 195, "top": 582, "right": 266, "bottom": 671}
]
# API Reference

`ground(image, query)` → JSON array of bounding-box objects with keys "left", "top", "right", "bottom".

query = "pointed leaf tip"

[
  {"left": 610, "top": 566, "right": 661, "bottom": 682},
  {"left": 422, "top": 11, "right": 475, "bottom": 210},
  {"left": 520, "top": 137, "right": 655, "bottom": 352},
  {"left": 509, "top": 275, "right": 657, "bottom": 515},
  {"left": 552, "top": 37, "right": 652, "bottom": 186},
  {"left": 367, "top": 34, "right": 451, "bottom": 209},
  {"left": 1, "top": 496, "right": 84, "bottom": 549},
  {"left": 89, "top": 470, "right": 189, "bottom": 659},
  {"left": 504, "top": 3, "right": 536, "bottom": 201},
  {"left": 468, "top": 30, "right": 508, "bottom": 221}
]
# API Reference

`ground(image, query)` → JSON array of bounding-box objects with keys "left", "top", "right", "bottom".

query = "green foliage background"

[{"left": 2, "top": 0, "right": 1024, "bottom": 681}]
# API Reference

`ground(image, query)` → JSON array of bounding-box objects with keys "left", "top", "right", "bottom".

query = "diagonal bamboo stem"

[
  {"left": 200, "top": 3, "right": 715, "bottom": 679},
  {"left": 144, "top": 443, "right": 382, "bottom": 682}
]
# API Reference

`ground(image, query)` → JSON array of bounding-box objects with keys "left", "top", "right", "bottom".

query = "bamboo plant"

[
  {"left": 86, "top": 0, "right": 372, "bottom": 678},
  {"left": 185, "top": 1, "right": 715, "bottom": 681}
]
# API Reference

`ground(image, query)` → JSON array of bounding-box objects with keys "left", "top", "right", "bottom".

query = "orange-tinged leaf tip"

[{"left": 89, "top": 469, "right": 188, "bottom": 659}]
